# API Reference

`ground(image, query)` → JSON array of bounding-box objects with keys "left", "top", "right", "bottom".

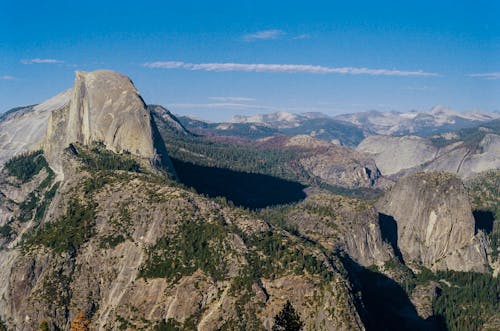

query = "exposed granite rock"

[
  {"left": 357, "top": 134, "right": 500, "bottom": 179},
  {"left": 0, "top": 90, "right": 72, "bottom": 166},
  {"left": 410, "top": 281, "right": 440, "bottom": 319},
  {"left": 357, "top": 135, "right": 438, "bottom": 176},
  {"left": 280, "top": 193, "right": 394, "bottom": 267},
  {"left": 43, "top": 70, "right": 160, "bottom": 175},
  {"left": 148, "top": 104, "right": 190, "bottom": 136},
  {"left": 376, "top": 172, "right": 489, "bottom": 272}
]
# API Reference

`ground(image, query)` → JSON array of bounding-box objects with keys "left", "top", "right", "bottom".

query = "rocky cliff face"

[
  {"left": 376, "top": 172, "right": 489, "bottom": 272},
  {"left": 0, "top": 90, "right": 72, "bottom": 166},
  {"left": 44, "top": 70, "right": 161, "bottom": 175},
  {"left": 148, "top": 104, "right": 190, "bottom": 136},
  {"left": 278, "top": 193, "right": 395, "bottom": 267}
]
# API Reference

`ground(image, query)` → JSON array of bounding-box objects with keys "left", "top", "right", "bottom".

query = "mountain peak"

[{"left": 42, "top": 70, "right": 170, "bottom": 175}]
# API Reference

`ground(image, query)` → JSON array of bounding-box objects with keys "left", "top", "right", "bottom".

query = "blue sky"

[{"left": 1, "top": 0, "right": 499, "bottom": 121}]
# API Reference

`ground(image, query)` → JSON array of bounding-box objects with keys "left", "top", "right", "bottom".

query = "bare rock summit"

[
  {"left": 376, "top": 172, "right": 489, "bottom": 272},
  {"left": 43, "top": 70, "right": 166, "bottom": 174}
]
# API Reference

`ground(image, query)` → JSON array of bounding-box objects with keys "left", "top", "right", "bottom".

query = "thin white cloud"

[
  {"left": 170, "top": 103, "right": 277, "bottom": 111},
  {"left": 170, "top": 102, "right": 345, "bottom": 114},
  {"left": 293, "top": 33, "right": 311, "bottom": 40},
  {"left": 143, "top": 61, "right": 438, "bottom": 77},
  {"left": 242, "top": 29, "right": 285, "bottom": 41},
  {"left": 404, "top": 86, "right": 435, "bottom": 91},
  {"left": 468, "top": 72, "right": 500, "bottom": 80},
  {"left": 20, "top": 58, "right": 64, "bottom": 64},
  {"left": 209, "top": 96, "right": 255, "bottom": 102},
  {"left": 1, "top": 75, "right": 16, "bottom": 81}
]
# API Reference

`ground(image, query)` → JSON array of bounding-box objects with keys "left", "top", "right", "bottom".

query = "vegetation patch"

[
  {"left": 3, "top": 151, "right": 58, "bottom": 223},
  {"left": 99, "top": 234, "right": 126, "bottom": 249},
  {"left": 156, "top": 123, "right": 304, "bottom": 182},
  {"left": 73, "top": 142, "right": 142, "bottom": 172},
  {"left": 34, "top": 182, "right": 60, "bottom": 221},
  {"left": 230, "top": 229, "right": 333, "bottom": 298},
  {"left": 154, "top": 318, "right": 182, "bottom": 331},
  {"left": 4, "top": 150, "right": 48, "bottom": 183},
  {"left": 0, "top": 224, "right": 12, "bottom": 238},
  {"left": 18, "top": 192, "right": 39, "bottom": 222},
  {"left": 430, "top": 119, "right": 500, "bottom": 148},
  {"left": 414, "top": 270, "right": 500, "bottom": 331},
  {"left": 139, "top": 218, "right": 229, "bottom": 282},
  {"left": 272, "top": 300, "right": 304, "bottom": 331},
  {"left": 41, "top": 269, "right": 72, "bottom": 308},
  {"left": 23, "top": 199, "right": 95, "bottom": 254},
  {"left": 0, "top": 317, "right": 7, "bottom": 331},
  {"left": 352, "top": 256, "right": 500, "bottom": 331}
]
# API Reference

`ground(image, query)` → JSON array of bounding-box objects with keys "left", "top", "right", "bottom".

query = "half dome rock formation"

[
  {"left": 44, "top": 70, "right": 164, "bottom": 175},
  {"left": 376, "top": 172, "right": 489, "bottom": 272}
]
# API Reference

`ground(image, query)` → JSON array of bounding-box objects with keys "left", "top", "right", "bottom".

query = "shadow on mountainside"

[
  {"left": 378, "top": 213, "right": 405, "bottom": 263},
  {"left": 339, "top": 254, "right": 446, "bottom": 331},
  {"left": 171, "top": 157, "right": 307, "bottom": 209},
  {"left": 473, "top": 210, "right": 495, "bottom": 235}
]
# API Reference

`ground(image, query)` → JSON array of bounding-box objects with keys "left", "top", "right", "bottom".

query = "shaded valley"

[{"left": 171, "top": 157, "right": 307, "bottom": 209}]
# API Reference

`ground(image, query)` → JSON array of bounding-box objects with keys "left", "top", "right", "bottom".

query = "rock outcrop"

[
  {"left": 148, "top": 105, "right": 190, "bottom": 136},
  {"left": 357, "top": 135, "right": 438, "bottom": 176},
  {"left": 282, "top": 193, "right": 395, "bottom": 267},
  {"left": 0, "top": 89, "right": 72, "bottom": 165},
  {"left": 376, "top": 172, "right": 489, "bottom": 272},
  {"left": 43, "top": 70, "right": 162, "bottom": 175},
  {"left": 257, "top": 135, "right": 390, "bottom": 190},
  {"left": 357, "top": 134, "right": 500, "bottom": 179}
]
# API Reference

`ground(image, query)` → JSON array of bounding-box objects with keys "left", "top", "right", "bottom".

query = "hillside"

[{"left": 0, "top": 147, "right": 366, "bottom": 330}]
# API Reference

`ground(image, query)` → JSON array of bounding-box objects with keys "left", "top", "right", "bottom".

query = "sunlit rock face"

[
  {"left": 376, "top": 171, "right": 489, "bottom": 272},
  {"left": 44, "top": 70, "right": 157, "bottom": 174}
]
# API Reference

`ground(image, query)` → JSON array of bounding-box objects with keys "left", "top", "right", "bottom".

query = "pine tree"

[
  {"left": 272, "top": 300, "right": 304, "bottom": 331},
  {"left": 40, "top": 320, "right": 50, "bottom": 331},
  {"left": 70, "top": 311, "right": 89, "bottom": 331}
]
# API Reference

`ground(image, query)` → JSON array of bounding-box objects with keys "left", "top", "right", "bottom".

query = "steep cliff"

[
  {"left": 376, "top": 172, "right": 489, "bottom": 272},
  {"left": 271, "top": 193, "right": 395, "bottom": 267},
  {"left": 43, "top": 70, "right": 165, "bottom": 176}
]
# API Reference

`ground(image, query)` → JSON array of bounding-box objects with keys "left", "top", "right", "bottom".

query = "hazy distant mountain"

[
  {"left": 335, "top": 105, "right": 500, "bottom": 136},
  {"left": 230, "top": 111, "right": 329, "bottom": 129},
  {"left": 180, "top": 111, "right": 365, "bottom": 147},
  {"left": 357, "top": 130, "right": 500, "bottom": 179}
]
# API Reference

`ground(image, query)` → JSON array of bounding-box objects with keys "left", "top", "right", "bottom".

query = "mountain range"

[{"left": 0, "top": 70, "right": 498, "bottom": 331}]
